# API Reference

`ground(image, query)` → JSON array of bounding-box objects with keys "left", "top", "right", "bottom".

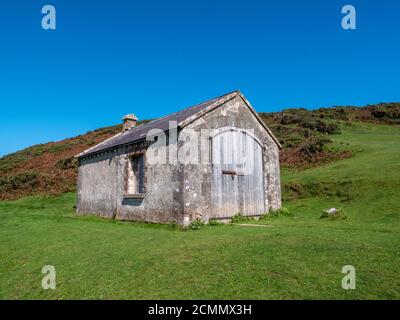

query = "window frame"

[{"left": 125, "top": 152, "right": 146, "bottom": 198}]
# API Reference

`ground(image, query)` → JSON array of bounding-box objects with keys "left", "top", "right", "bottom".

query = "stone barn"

[{"left": 76, "top": 91, "right": 282, "bottom": 226}]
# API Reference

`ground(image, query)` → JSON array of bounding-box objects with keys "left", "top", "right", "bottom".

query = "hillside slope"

[
  {"left": 0, "top": 103, "right": 399, "bottom": 200},
  {"left": 0, "top": 120, "right": 399, "bottom": 299}
]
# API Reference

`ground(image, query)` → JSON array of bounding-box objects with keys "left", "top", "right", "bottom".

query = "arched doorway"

[{"left": 211, "top": 129, "right": 265, "bottom": 218}]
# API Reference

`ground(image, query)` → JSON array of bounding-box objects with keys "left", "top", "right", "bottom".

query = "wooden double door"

[{"left": 211, "top": 129, "right": 265, "bottom": 218}]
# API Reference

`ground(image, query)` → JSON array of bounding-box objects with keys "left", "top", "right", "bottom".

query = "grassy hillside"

[
  {"left": 0, "top": 121, "right": 399, "bottom": 299},
  {"left": 0, "top": 102, "right": 399, "bottom": 200},
  {"left": 0, "top": 121, "right": 149, "bottom": 200}
]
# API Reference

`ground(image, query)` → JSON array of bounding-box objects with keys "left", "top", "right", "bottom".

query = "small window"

[{"left": 127, "top": 154, "right": 145, "bottom": 194}]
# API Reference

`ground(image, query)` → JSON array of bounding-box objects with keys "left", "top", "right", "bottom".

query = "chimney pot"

[{"left": 122, "top": 114, "right": 138, "bottom": 131}]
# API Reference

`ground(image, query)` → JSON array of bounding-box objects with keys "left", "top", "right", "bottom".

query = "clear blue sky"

[{"left": 0, "top": 0, "right": 399, "bottom": 156}]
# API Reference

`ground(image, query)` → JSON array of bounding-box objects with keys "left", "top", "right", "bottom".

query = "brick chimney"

[{"left": 122, "top": 114, "right": 138, "bottom": 131}]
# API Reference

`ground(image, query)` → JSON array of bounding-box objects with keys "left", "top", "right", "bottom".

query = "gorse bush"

[
  {"left": 0, "top": 172, "right": 39, "bottom": 192},
  {"left": 262, "top": 108, "right": 341, "bottom": 134},
  {"left": 299, "top": 136, "right": 332, "bottom": 157},
  {"left": 368, "top": 104, "right": 400, "bottom": 123},
  {"left": 300, "top": 119, "right": 340, "bottom": 134},
  {"left": 56, "top": 157, "right": 78, "bottom": 170},
  {"left": 0, "top": 153, "right": 29, "bottom": 173},
  {"left": 259, "top": 108, "right": 349, "bottom": 169}
]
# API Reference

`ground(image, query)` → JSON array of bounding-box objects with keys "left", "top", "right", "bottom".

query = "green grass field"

[{"left": 0, "top": 122, "right": 399, "bottom": 299}]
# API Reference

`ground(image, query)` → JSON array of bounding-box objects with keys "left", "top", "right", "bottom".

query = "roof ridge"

[
  {"left": 122, "top": 90, "right": 239, "bottom": 134},
  {"left": 159, "top": 90, "right": 239, "bottom": 122},
  {"left": 76, "top": 90, "right": 241, "bottom": 158}
]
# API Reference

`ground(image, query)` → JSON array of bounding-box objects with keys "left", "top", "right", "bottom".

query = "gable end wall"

[{"left": 180, "top": 95, "right": 281, "bottom": 222}]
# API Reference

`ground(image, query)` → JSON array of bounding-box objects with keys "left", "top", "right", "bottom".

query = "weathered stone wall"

[
  {"left": 264, "top": 141, "right": 282, "bottom": 211},
  {"left": 77, "top": 152, "right": 118, "bottom": 218},
  {"left": 77, "top": 142, "right": 185, "bottom": 224}
]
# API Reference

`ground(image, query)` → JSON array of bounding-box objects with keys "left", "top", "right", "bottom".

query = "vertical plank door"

[{"left": 211, "top": 130, "right": 264, "bottom": 218}]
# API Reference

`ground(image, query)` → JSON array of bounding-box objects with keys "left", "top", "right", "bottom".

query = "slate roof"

[{"left": 76, "top": 91, "right": 240, "bottom": 158}]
